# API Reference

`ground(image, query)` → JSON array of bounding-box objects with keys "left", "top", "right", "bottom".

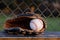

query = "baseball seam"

[
  {"left": 39, "top": 19, "right": 43, "bottom": 27},
  {"left": 31, "top": 19, "right": 43, "bottom": 32},
  {"left": 31, "top": 22, "right": 38, "bottom": 31},
  {"left": 38, "top": 19, "right": 43, "bottom": 31}
]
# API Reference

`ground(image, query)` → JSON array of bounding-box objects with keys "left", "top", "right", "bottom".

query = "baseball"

[{"left": 30, "top": 19, "right": 43, "bottom": 32}]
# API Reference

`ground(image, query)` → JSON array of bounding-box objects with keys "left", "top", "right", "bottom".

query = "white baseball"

[{"left": 30, "top": 19, "right": 43, "bottom": 32}]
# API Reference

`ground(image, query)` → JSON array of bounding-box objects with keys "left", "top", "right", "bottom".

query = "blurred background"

[{"left": 0, "top": 0, "right": 60, "bottom": 31}]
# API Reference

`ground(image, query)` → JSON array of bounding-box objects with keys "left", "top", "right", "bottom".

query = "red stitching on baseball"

[
  {"left": 38, "top": 19, "right": 43, "bottom": 30},
  {"left": 31, "top": 19, "right": 44, "bottom": 32},
  {"left": 31, "top": 22, "right": 38, "bottom": 31}
]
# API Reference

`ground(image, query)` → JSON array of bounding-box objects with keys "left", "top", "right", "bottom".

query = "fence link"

[{"left": 0, "top": 0, "right": 60, "bottom": 31}]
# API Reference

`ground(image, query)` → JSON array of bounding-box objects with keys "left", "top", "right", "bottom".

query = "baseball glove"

[{"left": 4, "top": 13, "right": 47, "bottom": 35}]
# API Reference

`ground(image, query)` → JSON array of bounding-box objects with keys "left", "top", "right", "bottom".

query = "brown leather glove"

[{"left": 4, "top": 14, "right": 47, "bottom": 35}]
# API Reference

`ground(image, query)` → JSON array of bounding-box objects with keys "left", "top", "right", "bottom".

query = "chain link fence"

[{"left": 0, "top": 0, "right": 60, "bottom": 31}]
